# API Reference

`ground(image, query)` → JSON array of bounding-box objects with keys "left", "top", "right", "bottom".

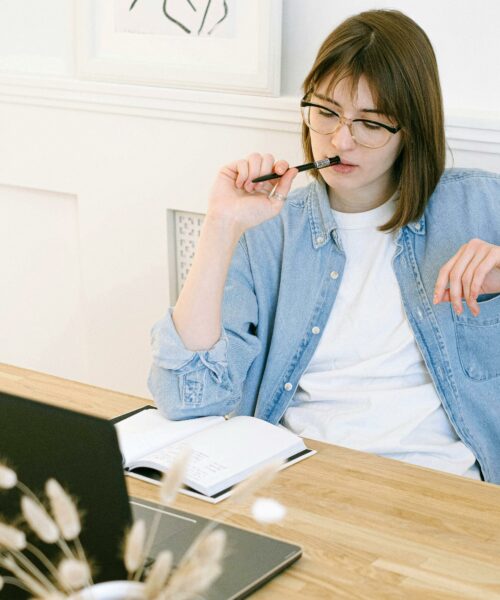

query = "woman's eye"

[
  {"left": 361, "top": 121, "right": 382, "bottom": 130},
  {"left": 319, "top": 109, "right": 336, "bottom": 118}
]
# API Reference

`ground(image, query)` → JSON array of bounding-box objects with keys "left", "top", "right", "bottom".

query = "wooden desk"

[{"left": 2, "top": 363, "right": 500, "bottom": 599}]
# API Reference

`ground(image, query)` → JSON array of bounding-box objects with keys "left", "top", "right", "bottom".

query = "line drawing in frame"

[
  {"left": 76, "top": 0, "right": 283, "bottom": 96},
  {"left": 128, "top": 0, "right": 229, "bottom": 36}
]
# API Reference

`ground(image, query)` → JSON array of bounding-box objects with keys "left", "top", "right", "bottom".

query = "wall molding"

[{"left": 1, "top": 74, "right": 499, "bottom": 153}]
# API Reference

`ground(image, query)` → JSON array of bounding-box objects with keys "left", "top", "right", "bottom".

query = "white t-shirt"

[{"left": 283, "top": 195, "right": 481, "bottom": 480}]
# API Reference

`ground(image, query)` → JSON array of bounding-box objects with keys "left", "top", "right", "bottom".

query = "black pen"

[{"left": 252, "top": 156, "right": 341, "bottom": 183}]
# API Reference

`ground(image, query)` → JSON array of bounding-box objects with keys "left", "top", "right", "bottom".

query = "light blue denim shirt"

[{"left": 149, "top": 168, "right": 500, "bottom": 483}]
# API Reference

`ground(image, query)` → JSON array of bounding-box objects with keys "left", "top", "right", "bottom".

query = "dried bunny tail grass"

[
  {"left": 159, "top": 446, "right": 192, "bottom": 505},
  {"left": 163, "top": 529, "right": 226, "bottom": 599},
  {"left": 230, "top": 459, "right": 283, "bottom": 504},
  {"left": 162, "top": 561, "right": 223, "bottom": 600},
  {"left": 190, "top": 528, "right": 226, "bottom": 566},
  {"left": 0, "top": 522, "right": 26, "bottom": 550},
  {"left": 57, "top": 557, "right": 91, "bottom": 591},
  {"left": 143, "top": 550, "right": 173, "bottom": 599},
  {"left": 124, "top": 519, "right": 146, "bottom": 576},
  {"left": 21, "top": 496, "right": 59, "bottom": 544},
  {"left": 251, "top": 497, "right": 287, "bottom": 524},
  {"left": 45, "top": 479, "right": 81, "bottom": 541},
  {"left": 0, "top": 463, "right": 17, "bottom": 489}
]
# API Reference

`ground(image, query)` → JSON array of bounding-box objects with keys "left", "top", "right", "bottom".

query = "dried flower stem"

[
  {"left": 0, "top": 574, "right": 32, "bottom": 593},
  {"left": 12, "top": 549, "right": 60, "bottom": 595},
  {"left": 134, "top": 510, "right": 161, "bottom": 582},
  {"left": 73, "top": 537, "right": 94, "bottom": 586},
  {"left": 135, "top": 448, "right": 192, "bottom": 583},
  {"left": 0, "top": 555, "right": 50, "bottom": 597},
  {"left": 25, "top": 542, "right": 60, "bottom": 581}
]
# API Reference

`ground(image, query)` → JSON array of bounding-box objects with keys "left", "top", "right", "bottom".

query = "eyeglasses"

[{"left": 301, "top": 97, "right": 401, "bottom": 149}]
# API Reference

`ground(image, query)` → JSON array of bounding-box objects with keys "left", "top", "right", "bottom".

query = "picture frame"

[{"left": 76, "top": 0, "right": 283, "bottom": 96}]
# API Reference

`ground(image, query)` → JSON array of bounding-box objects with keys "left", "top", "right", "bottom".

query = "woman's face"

[{"left": 309, "top": 75, "right": 402, "bottom": 211}]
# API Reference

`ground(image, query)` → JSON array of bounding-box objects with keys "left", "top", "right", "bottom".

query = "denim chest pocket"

[{"left": 453, "top": 293, "right": 500, "bottom": 381}]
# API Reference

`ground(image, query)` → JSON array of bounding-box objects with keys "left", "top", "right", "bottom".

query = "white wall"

[
  {"left": 281, "top": 0, "right": 500, "bottom": 115},
  {"left": 0, "top": 1, "right": 499, "bottom": 399}
]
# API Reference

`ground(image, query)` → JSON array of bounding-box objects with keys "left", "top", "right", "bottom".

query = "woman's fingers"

[
  {"left": 434, "top": 249, "right": 461, "bottom": 306},
  {"left": 468, "top": 248, "right": 500, "bottom": 315},
  {"left": 225, "top": 154, "right": 297, "bottom": 215},
  {"left": 434, "top": 239, "right": 500, "bottom": 317},
  {"left": 244, "top": 153, "right": 269, "bottom": 192},
  {"left": 447, "top": 243, "right": 479, "bottom": 315},
  {"left": 234, "top": 160, "right": 249, "bottom": 189},
  {"left": 461, "top": 244, "right": 489, "bottom": 314},
  {"left": 275, "top": 166, "right": 298, "bottom": 196}
]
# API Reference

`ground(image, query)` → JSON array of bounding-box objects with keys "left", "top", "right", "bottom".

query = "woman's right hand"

[{"left": 207, "top": 153, "right": 299, "bottom": 236}]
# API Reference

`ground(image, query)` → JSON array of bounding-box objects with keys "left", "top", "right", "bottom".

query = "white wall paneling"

[
  {"left": 0, "top": 184, "right": 87, "bottom": 380},
  {"left": 0, "top": 88, "right": 306, "bottom": 397},
  {"left": 0, "top": 1, "right": 499, "bottom": 398}
]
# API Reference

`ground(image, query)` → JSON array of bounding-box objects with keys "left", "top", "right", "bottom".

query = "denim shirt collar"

[
  {"left": 305, "top": 179, "right": 426, "bottom": 248},
  {"left": 407, "top": 216, "right": 426, "bottom": 235},
  {"left": 306, "top": 179, "right": 341, "bottom": 249}
]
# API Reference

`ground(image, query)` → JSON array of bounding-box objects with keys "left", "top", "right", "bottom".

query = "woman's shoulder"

[
  {"left": 429, "top": 168, "right": 500, "bottom": 207},
  {"left": 424, "top": 168, "right": 500, "bottom": 233},
  {"left": 435, "top": 167, "right": 500, "bottom": 189}
]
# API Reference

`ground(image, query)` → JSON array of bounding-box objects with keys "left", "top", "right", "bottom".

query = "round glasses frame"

[{"left": 300, "top": 98, "right": 401, "bottom": 149}]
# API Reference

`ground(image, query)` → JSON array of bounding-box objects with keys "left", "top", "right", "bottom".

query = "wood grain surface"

[{"left": 2, "top": 363, "right": 500, "bottom": 599}]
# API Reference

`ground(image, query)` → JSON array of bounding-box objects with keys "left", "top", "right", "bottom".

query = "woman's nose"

[{"left": 330, "top": 123, "right": 356, "bottom": 151}]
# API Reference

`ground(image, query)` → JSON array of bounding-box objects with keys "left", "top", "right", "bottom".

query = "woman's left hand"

[{"left": 434, "top": 239, "right": 500, "bottom": 316}]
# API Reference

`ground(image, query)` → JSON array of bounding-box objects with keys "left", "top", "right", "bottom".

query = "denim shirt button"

[
  {"left": 284, "top": 382, "right": 293, "bottom": 391},
  {"left": 312, "top": 326, "right": 320, "bottom": 334},
  {"left": 316, "top": 235, "right": 325, "bottom": 244},
  {"left": 330, "top": 271, "right": 339, "bottom": 279}
]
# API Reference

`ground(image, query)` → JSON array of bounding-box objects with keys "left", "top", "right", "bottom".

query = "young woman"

[{"left": 148, "top": 10, "right": 500, "bottom": 483}]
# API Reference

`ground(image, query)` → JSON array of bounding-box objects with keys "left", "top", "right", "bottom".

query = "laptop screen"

[{"left": 0, "top": 391, "right": 132, "bottom": 597}]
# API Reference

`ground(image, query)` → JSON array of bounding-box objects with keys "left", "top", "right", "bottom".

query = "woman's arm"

[{"left": 172, "top": 153, "right": 298, "bottom": 350}]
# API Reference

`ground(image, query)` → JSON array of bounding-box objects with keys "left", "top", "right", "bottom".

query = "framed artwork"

[{"left": 76, "top": 0, "right": 283, "bottom": 96}]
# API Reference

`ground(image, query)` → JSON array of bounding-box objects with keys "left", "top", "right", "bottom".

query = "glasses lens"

[
  {"left": 351, "top": 121, "right": 391, "bottom": 148},
  {"left": 302, "top": 105, "right": 339, "bottom": 135},
  {"left": 302, "top": 103, "right": 395, "bottom": 149}
]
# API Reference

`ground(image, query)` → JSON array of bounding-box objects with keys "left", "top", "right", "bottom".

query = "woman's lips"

[{"left": 331, "top": 162, "right": 358, "bottom": 174}]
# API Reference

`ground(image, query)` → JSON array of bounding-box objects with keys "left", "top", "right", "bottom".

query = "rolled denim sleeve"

[{"left": 148, "top": 237, "right": 261, "bottom": 420}]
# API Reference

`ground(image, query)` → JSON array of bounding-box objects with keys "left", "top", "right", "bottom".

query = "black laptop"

[{"left": 0, "top": 392, "right": 301, "bottom": 599}]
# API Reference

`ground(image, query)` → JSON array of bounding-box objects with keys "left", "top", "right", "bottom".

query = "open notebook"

[{"left": 114, "top": 405, "right": 315, "bottom": 502}]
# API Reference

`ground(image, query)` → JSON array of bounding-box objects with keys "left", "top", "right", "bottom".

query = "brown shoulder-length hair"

[{"left": 302, "top": 10, "right": 445, "bottom": 231}]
